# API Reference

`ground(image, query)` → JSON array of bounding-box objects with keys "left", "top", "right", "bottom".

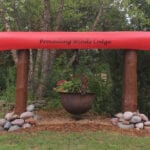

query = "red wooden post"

[
  {"left": 14, "top": 50, "right": 29, "bottom": 114},
  {"left": 122, "top": 50, "right": 137, "bottom": 112}
]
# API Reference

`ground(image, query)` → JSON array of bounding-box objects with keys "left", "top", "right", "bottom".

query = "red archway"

[{"left": 0, "top": 32, "right": 150, "bottom": 114}]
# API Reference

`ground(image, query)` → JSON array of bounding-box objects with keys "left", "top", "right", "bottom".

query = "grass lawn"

[{"left": 0, "top": 131, "right": 150, "bottom": 150}]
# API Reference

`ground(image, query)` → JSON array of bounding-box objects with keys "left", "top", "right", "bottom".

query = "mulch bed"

[{"left": 1, "top": 109, "right": 150, "bottom": 137}]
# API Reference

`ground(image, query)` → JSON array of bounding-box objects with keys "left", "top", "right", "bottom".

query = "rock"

[
  {"left": 140, "top": 114, "right": 149, "bottom": 122},
  {"left": 0, "top": 119, "right": 6, "bottom": 126},
  {"left": 130, "top": 116, "right": 141, "bottom": 123},
  {"left": 5, "top": 112, "right": 14, "bottom": 121},
  {"left": 122, "top": 120, "right": 130, "bottom": 125},
  {"left": 115, "top": 113, "right": 123, "bottom": 118},
  {"left": 123, "top": 111, "right": 133, "bottom": 120},
  {"left": 22, "top": 123, "right": 32, "bottom": 129},
  {"left": 11, "top": 119, "right": 24, "bottom": 126},
  {"left": 26, "top": 104, "right": 35, "bottom": 112},
  {"left": 133, "top": 111, "right": 140, "bottom": 116},
  {"left": 8, "top": 125, "right": 20, "bottom": 132},
  {"left": 119, "top": 117, "right": 125, "bottom": 122},
  {"left": 11, "top": 114, "right": 19, "bottom": 121},
  {"left": 117, "top": 122, "right": 134, "bottom": 129},
  {"left": 20, "top": 112, "right": 34, "bottom": 119},
  {"left": 135, "top": 123, "right": 144, "bottom": 129},
  {"left": 25, "top": 118, "right": 36, "bottom": 125},
  {"left": 144, "top": 121, "right": 150, "bottom": 126},
  {"left": 0, "top": 126, "right": 5, "bottom": 131},
  {"left": 4, "top": 121, "right": 11, "bottom": 130},
  {"left": 111, "top": 118, "right": 119, "bottom": 125}
]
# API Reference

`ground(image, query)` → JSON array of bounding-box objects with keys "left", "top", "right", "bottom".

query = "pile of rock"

[
  {"left": 0, "top": 104, "right": 38, "bottom": 132},
  {"left": 111, "top": 111, "right": 150, "bottom": 130}
]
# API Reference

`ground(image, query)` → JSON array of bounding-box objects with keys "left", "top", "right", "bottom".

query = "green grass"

[{"left": 0, "top": 131, "right": 150, "bottom": 150}]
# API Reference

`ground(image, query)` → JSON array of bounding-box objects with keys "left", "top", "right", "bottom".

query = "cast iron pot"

[{"left": 59, "top": 92, "right": 95, "bottom": 115}]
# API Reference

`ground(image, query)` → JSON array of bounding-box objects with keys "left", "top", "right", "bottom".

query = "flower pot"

[{"left": 59, "top": 92, "right": 95, "bottom": 115}]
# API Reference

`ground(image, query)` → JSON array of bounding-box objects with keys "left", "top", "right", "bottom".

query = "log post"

[
  {"left": 14, "top": 50, "right": 29, "bottom": 114},
  {"left": 122, "top": 50, "right": 137, "bottom": 112}
]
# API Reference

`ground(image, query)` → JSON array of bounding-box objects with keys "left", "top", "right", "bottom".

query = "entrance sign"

[
  {"left": 0, "top": 32, "right": 150, "bottom": 51},
  {"left": 0, "top": 31, "right": 149, "bottom": 114}
]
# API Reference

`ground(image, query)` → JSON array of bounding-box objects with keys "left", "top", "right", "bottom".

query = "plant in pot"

[{"left": 54, "top": 75, "right": 95, "bottom": 116}]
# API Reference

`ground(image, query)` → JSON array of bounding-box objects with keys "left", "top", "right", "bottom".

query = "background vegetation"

[{"left": 0, "top": 0, "right": 150, "bottom": 115}]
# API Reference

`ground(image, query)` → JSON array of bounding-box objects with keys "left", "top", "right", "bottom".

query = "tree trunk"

[
  {"left": 122, "top": 51, "right": 138, "bottom": 112},
  {"left": 33, "top": 50, "right": 43, "bottom": 91},
  {"left": 3, "top": 16, "right": 18, "bottom": 65},
  {"left": 35, "top": 0, "right": 51, "bottom": 99},
  {"left": 36, "top": 0, "right": 64, "bottom": 99},
  {"left": 15, "top": 50, "right": 29, "bottom": 114},
  {"left": 91, "top": 2, "right": 103, "bottom": 31}
]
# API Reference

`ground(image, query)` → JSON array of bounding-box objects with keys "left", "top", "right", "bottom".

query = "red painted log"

[
  {"left": 0, "top": 32, "right": 150, "bottom": 51},
  {"left": 122, "top": 50, "right": 137, "bottom": 112},
  {"left": 14, "top": 50, "right": 29, "bottom": 114}
]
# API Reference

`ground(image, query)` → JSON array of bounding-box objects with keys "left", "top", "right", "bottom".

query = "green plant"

[
  {"left": 0, "top": 67, "right": 16, "bottom": 102},
  {"left": 54, "top": 75, "right": 91, "bottom": 94}
]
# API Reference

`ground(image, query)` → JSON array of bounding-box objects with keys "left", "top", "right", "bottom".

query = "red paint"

[{"left": 0, "top": 32, "right": 150, "bottom": 51}]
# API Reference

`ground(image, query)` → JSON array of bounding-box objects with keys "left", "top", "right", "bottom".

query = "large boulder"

[
  {"left": 5, "top": 112, "right": 14, "bottom": 121},
  {"left": 123, "top": 111, "right": 133, "bottom": 120},
  {"left": 22, "top": 123, "right": 32, "bottom": 129},
  {"left": 135, "top": 123, "right": 144, "bottom": 129},
  {"left": 111, "top": 118, "right": 119, "bottom": 125},
  {"left": 140, "top": 114, "right": 149, "bottom": 122},
  {"left": 26, "top": 104, "right": 35, "bottom": 112},
  {"left": 115, "top": 113, "right": 123, "bottom": 118},
  {"left": 117, "top": 122, "right": 134, "bottom": 129},
  {"left": 11, "top": 119, "right": 24, "bottom": 126},
  {"left": 20, "top": 112, "right": 34, "bottom": 119},
  {"left": 8, "top": 125, "right": 21, "bottom": 132},
  {"left": 144, "top": 121, "right": 150, "bottom": 126},
  {"left": 4, "top": 121, "right": 11, "bottom": 130},
  {"left": 0, "top": 119, "right": 6, "bottom": 126},
  {"left": 130, "top": 116, "right": 141, "bottom": 123}
]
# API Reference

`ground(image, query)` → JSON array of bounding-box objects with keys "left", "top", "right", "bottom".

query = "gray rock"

[
  {"left": 122, "top": 120, "right": 130, "bottom": 125},
  {"left": 123, "top": 111, "right": 133, "bottom": 120},
  {"left": 4, "top": 121, "right": 11, "bottom": 130},
  {"left": 130, "top": 116, "right": 141, "bottom": 123},
  {"left": 111, "top": 118, "right": 119, "bottom": 125},
  {"left": 140, "top": 114, "right": 149, "bottom": 122},
  {"left": 119, "top": 117, "right": 125, "bottom": 122},
  {"left": 0, "top": 119, "right": 6, "bottom": 126},
  {"left": 11, "top": 114, "right": 19, "bottom": 121},
  {"left": 5, "top": 112, "right": 14, "bottom": 121},
  {"left": 144, "top": 121, "right": 150, "bottom": 126},
  {"left": 26, "top": 104, "right": 35, "bottom": 112},
  {"left": 20, "top": 112, "right": 34, "bottom": 119},
  {"left": 133, "top": 111, "right": 140, "bottom": 116},
  {"left": 22, "top": 123, "right": 32, "bottom": 129},
  {"left": 8, "top": 125, "right": 20, "bottom": 132},
  {"left": 11, "top": 119, "right": 24, "bottom": 126},
  {"left": 135, "top": 123, "right": 144, "bottom": 129},
  {"left": 0, "top": 126, "right": 5, "bottom": 131},
  {"left": 117, "top": 122, "right": 134, "bottom": 129},
  {"left": 115, "top": 113, "right": 123, "bottom": 118}
]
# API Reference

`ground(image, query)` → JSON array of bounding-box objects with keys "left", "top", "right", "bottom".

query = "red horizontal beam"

[{"left": 0, "top": 32, "right": 150, "bottom": 51}]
